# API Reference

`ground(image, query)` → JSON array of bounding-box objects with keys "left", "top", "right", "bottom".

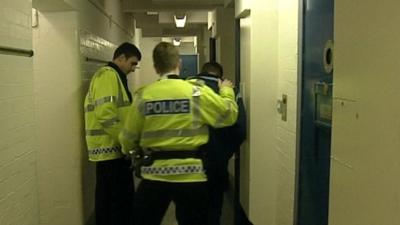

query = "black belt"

[{"left": 150, "top": 150, "right": 203, "bottom": 160}]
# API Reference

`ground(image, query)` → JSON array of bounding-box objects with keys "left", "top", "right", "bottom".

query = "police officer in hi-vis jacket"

[
  {"left": 84, "top": 42, "right": 141, "bottom": 225},
  {"left": 119, "top": 42, "right": 238, "bottom": 225}
]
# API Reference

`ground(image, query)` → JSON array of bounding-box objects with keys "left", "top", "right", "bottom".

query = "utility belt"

[{"left": 132, "top": 148, "right": 206, "bottom": 178}]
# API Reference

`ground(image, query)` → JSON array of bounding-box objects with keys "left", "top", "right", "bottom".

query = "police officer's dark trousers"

[
  {"left": 95, "top": 158, "right": 134, "bottom": 225},
  {"left": 206, "top": 182, "right": 225, "bottom": 225},
  {"left": 206, "top": 159, "right": 230, "bottom": 225},
  {"left": 134, "top": 180, "right": 208, "bottom": 225}
]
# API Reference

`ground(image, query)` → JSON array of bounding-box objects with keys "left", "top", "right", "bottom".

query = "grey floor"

[{"left": 161, "top": 190, "right": 235, "bottom": 225}]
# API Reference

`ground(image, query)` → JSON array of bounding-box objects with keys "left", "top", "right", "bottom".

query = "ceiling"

[
  {"left": 122, "top": 0, "right": 233, "bottom": 40},
  {"left": 122, "top": 0, "right": 227, "bottom": 12}
]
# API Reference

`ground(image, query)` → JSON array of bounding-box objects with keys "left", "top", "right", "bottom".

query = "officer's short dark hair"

[
  {"left": 153, "top": 42, "right": 180, "bottom": 74},
  {"left": 113, "top": 42, "right": 142, "bottom": 60},
  {"left": 201, "top": 62, "right": 223, "bottom": 78}
]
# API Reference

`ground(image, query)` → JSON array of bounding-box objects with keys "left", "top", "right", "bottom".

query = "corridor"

[{"left": 1, "top": 0, "right": 400, "bottom": 225}]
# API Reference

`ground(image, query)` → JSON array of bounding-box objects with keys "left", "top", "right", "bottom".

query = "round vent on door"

[{"left": 323, "top": 40, "right": 334, "bottom": 74}]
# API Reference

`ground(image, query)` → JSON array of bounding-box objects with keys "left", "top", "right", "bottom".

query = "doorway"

[{"left": 179, "top": 54, "right": 199, "bottom": 78}]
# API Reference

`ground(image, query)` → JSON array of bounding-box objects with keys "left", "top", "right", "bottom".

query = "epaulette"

[
  {"left": 98, "top": 66, "right": 116, "bottom": 73},
  {"left": 93, "top": 66, "right": 116, "bottom": 78}
]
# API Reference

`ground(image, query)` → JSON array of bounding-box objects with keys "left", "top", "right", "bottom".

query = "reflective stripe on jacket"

[
  {"left": 84, "top": 66, "right": 131, "bottom": 161},
  {"left": 119, "top": 76, "right": 238, "bottom": 182}
]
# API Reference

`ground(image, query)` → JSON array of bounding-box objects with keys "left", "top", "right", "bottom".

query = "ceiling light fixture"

[
  {"left": 174, "top": 14, "right": 187, "bottom": 28},
  {"left": 173, "top": 38, "right": 181, "bottom": 46}
]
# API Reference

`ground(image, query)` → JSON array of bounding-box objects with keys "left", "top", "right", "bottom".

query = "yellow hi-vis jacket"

[
  {"left": 119, "top": 76, "right": 238, "bottom": 182},
  {"left": 84, "top": 66, "right": 131, "bottom": 161}
]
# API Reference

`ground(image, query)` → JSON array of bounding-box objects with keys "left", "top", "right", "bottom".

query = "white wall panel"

[
  {"left": 0, "top": 0, "right": 39, "bottom": 225},
  {"left": 239, "top": 15, "right": 251, "bottom": 214},
  {"left": 30, "top": 1, "right": 137, "bottom": 224},
  {"left": 235, "top": 0, "right": 299, "bottom": 224},
  {"left": 275, "top": 0, "right": 298, "bottom": 224},
  {"left": 33, "top": 11, "right": 84, "bottom": 225},
  {"left": 135, "top": 37, "right": 162, "bottom": 89},
  {"left": 330, "top": 0, "right": 400, "bottom": 224},
  {"left": 76, "top": 0, "right": 134, "bottom": 46}
]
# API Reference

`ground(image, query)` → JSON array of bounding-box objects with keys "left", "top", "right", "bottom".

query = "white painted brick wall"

[
  {"left": 33, "top": 11, "right": 86, "bottom": 225},
  {"left": 80, "top": 30, "right": 116, "bottom": 88},
  {"left": 275, "top": 0, "right": 299, "bottom": 224},
  {"left": 238, "top": 0, "right": 299, "bottom": 224},
  {"left": 136, "top": 37, "right": 162, "bottom": 89},
  {"left": 0, "top": 0, "right": 32, "bottom": 49},
  {"left": 30, "top": 1, "right": 136, "bottom": 223},
  {"left": 0, "top": 1, "right": 39, "bottom": 225}
]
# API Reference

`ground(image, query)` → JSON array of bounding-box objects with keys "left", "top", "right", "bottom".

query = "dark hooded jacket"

[{"left": 190, "top": 72, "right": 247, "bottom": 189}]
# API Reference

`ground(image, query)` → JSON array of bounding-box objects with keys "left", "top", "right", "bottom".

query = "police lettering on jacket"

[{"left": 144, "top": 99, "right": 190, "bottom": 115}]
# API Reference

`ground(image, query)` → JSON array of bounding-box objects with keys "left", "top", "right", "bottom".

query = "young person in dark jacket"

[{"left": 189, "top": 62, "right": 247, "bottom": 225}]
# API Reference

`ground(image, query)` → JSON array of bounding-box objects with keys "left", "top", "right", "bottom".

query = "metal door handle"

[{"left": 276, "top": 94, "right": 287, "bottom": 121}]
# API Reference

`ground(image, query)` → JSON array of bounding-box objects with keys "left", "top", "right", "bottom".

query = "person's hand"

[{"left": 219, "top": 79, "right": 234, "bottom": 88}]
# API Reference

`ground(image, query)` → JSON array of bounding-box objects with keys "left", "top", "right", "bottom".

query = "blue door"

[
  {"left": 180, "top": 54, "right": 198, "bottom": 78},
  {"left": 298, "top": 0, "right": 334, "bottom": 224}
]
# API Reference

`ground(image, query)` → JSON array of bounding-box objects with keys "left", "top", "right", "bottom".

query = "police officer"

[
  {"left": 84, "top": 42, "right": 141, "bottom": 225},
  {"left": 190, "top": 62, "right": 247, "bottom": 225},
  {"left": 119, "top": 42, "right": 238, "bottom": 225}
]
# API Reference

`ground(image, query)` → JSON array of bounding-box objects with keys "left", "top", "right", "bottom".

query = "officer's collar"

[
  {"left": 197, "top": 72, "right": 221, "bottom": 82},
  {"left": 107, "top": 62, "right": 125, "bottom": 76},
  {"left": 159, "top": 72, "right": 181, "bottom": 80}
]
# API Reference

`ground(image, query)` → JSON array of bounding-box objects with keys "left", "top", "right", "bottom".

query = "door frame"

[
  {"left": 234, "top": 9, "right": 251, "bottom": 225},
  {"left": 293, "top": 0, "right": 304, "bottom": 223},
  {"left": 210, "top": 37, "right": 216, "bottom": 62},
  {"left": 234, "top": 16, "right": 241, "bottom": 225},
  {"left": 179, "top": 53, "right": 199, "bottom": 77}
]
